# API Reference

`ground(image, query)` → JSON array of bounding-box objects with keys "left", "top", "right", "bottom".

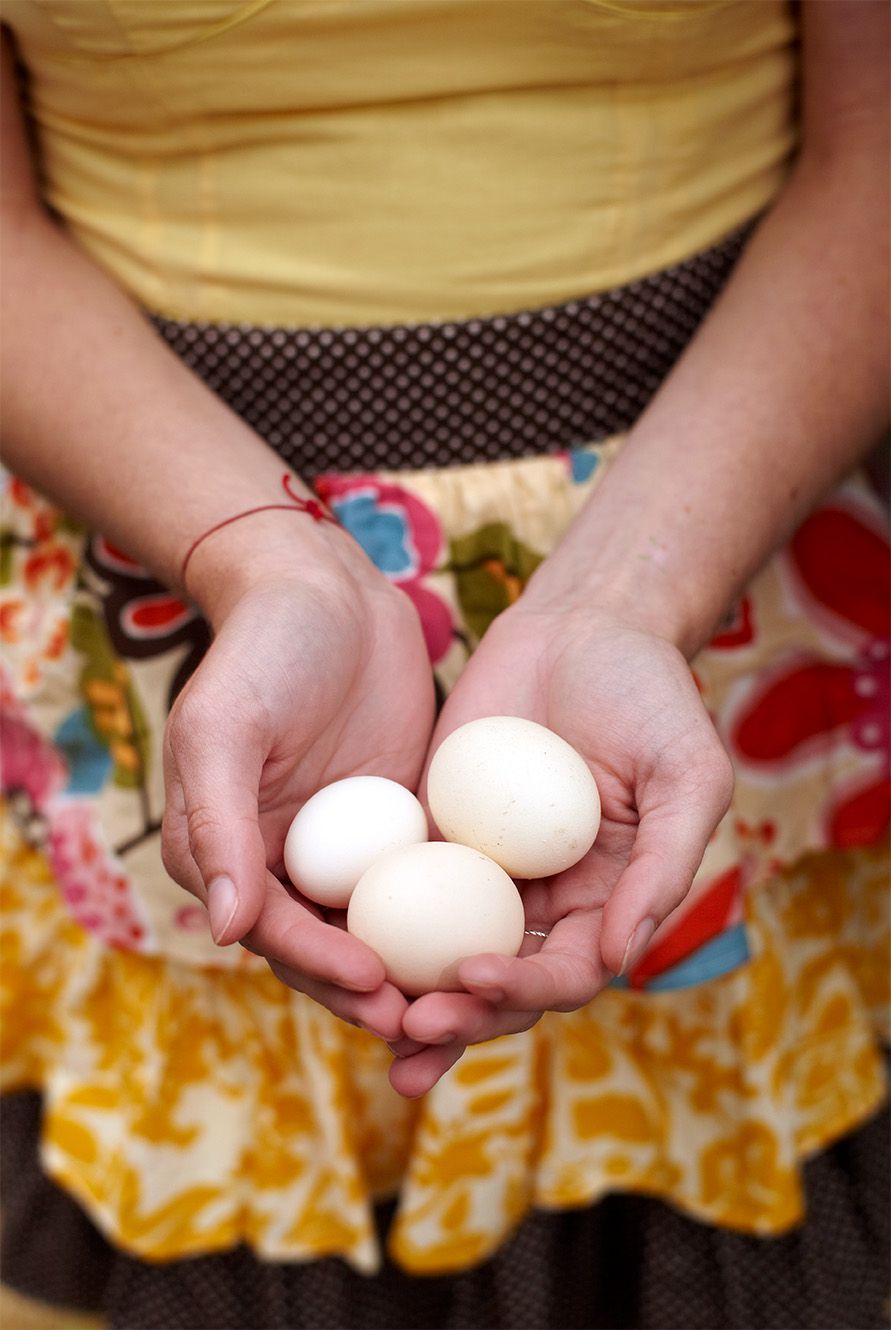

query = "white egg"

[
  {"left": 427, "top": 716, "right": 600, "bottom": 878},
  {"left": 346, "top": 841, "right": 525, "bottom": 994},
  {"left": 283, "top": 775, "right": 427, "bottom": 908}
]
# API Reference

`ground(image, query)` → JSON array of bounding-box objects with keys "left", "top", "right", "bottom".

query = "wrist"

[
  {"left": 184, "top": 504, "right": 377, "bottom": 630},
  {"left": 519, "top": 542, "right": 715, "bottom": 660}
]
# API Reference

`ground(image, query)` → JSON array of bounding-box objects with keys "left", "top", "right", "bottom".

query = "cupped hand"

[
  {"left": 161, "top": 551, "right": 436, "bottom": 1042},
  {"left": 390, "top": 601, "right": 733, "bottom": 1096}
]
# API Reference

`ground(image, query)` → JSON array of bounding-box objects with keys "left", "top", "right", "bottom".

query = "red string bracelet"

[{"left": 180, "top": 473, "right": 339, "bottom": 585}]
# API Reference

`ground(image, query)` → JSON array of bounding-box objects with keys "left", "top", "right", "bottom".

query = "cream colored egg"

[
  {"left": 427, "top": 716, "right": 600, "bottom": 878},
  {"left": 346, "top": 841, "right": 525, "bottom": 995},
  {"left": 284, "top": 776, "right": 427, "bottom": 908}
]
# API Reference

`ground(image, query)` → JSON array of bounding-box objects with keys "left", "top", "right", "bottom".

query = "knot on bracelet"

[
  {"left": 180, "top": 473, "right": 338, "bottom": 584},
  {"left": 280, "top": 473, "right": 337, "bottom": 523}
]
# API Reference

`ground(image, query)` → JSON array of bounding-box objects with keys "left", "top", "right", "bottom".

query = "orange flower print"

[
  {"left": 699, "top": 1121, "right": 795, "bottom": 1226},
  {"left": 23, "top": 542, "right": 76, "bottom": 592},
  {"left": 7, "top": 476, "right": 36, "bottom": 511},
  {"left": 0, "top": 598, "right": 23, "bottom": 644}
]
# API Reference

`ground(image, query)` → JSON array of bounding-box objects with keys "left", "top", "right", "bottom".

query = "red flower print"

[
  {"left": 628, "top": 864, "right": 744, "bottom": 989},
  {"left": 789, "top": 503, "right": 888, "bottom": 640},
  {"left": 85, "top": 536, "right": 210, "bottom": 707},
  {"left": 729, "top": 498, "right": 890, "bottom": 848},
  {"left": 23, "top": 544, "right": 76, "bottom": 593},
  {"left": 710, "top": 596, "right": 755, "bottom": 650}
]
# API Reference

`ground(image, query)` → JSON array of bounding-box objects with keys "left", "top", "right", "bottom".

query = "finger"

[
  {"left": 160, "top": 771, "right": 208, "bottom": 900},
  {"left": 268, "top": 959, "right": 409, "bottom": 1041},
  {"left": 387, "top": 1036, "right": 429, "bottom": 1057},
  {"left": 403, "top": 990, "right": 541, "bottom": 1045},
  {"left": 456, "top": 907, "right": 607, "bottom": 1011},
  {"left": 163, "top": 699, "right": 268, "bottom": 945},
  {"left": 245, "top": 878, "right": 386, "bottom": 991},
  {"left": 599, "top": 748, "right": 735, "bottom": 976},
  {"left": 388, "top": 1042, "right": 467, "bottom": 1099}
]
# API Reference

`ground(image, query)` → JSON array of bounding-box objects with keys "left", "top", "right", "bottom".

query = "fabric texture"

[
  {"left": 2, "top": 274, "right": 888, "bottom": 977},
  {"left": 1, "top": 271, "right": 889, "bottom": 1273},
  {"left": 1, "top": 821, "right": 888, "bottom": 1277},
  {"left": 151, "top": 223, "right": 754, "bottom": 479},
  {"left": 1, "top": 6, "right": 887, "bottom": 1324},
  {"left": 0, "top": 0, "right": 796, "bottom": 324},
  {"left": 2, "top": 1089, "right": 889, "bottom": 1330}
]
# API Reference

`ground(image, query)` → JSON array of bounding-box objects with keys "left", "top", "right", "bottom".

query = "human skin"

[
  {"left": 1, "top": 5, "right": 887, "bottom": 1094},
  {"left": 388, "top": 0, "right": 890, "bottom": 1094},
  {"left": 0, "top": 25, "right": 434, "bottom": 1043}
]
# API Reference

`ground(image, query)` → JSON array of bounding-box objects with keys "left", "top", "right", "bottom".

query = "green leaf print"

[
  {"left": 0, "top": 531, "right": 15, "bottom": 587},
  {"left": 70, "top": 599, "right": 152, "bottom": 791},
  {"left": 447, "top": 523, "right": 543, "bottom": 642}
]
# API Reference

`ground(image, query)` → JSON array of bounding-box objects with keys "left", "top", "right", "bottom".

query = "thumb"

[
  {"left": 162, "top": 704, "right": 268, "bottom": 946},
  {"left": 599, "top": 753, "right": 734, "bottom": 976}
]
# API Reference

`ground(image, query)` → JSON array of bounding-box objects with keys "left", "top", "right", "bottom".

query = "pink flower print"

[
  {"left": 315, "top": 475, "right": 443, "bottom": 578},
  {"left": 47, "top": 801, "right": 152, "bottom": 951},
  {"left": 174, "top": 903, "right": 210, "bottom": 932},
  {"left": 0, "top": 708, "right": 67, "bottom": 845},
  {"left": 315, "top": 475, "right": 455, "bottom": 664},
  {"left": 0, "top": 712, "right": 67, "bottom": 810},
  {"left": 401, "top": 581, "right": 454, "bottom": 665}
]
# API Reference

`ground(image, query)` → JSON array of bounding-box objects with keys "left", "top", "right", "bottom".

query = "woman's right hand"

[{"left": 161, "top": 522, "right": 436, "bottom": 1041}]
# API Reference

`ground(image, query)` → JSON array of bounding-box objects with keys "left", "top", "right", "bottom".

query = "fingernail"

[
  {"left": 387, "top": 1038, "right": 418, "bottom": 1058},
  {"left": 425, "top": 1029, "right": 458, "bottom": 1046},
  {"left": 460, "top": 958, "right": 507, "bottom": 997},
  {"left": 363, "top": 1026, "right": 393, "bottom": 1042},
  {"left": 620, "top": 917, "right": 656, "bottom": 976},
  {"left": 207, "top": 876, "right": 238, "bottom": 944}
]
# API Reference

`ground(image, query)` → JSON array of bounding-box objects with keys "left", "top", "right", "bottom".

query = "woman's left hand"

[{"left": 388, "top": 597, "right": 733, "bottom": 1097}]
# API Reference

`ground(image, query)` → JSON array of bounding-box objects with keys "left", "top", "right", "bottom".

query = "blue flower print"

[
  {"left": 569, "top": 449, "right": 600, "bottom": 484},
  {"left": 54, "top": 706, "right": 113, "bottom": 795},
  {"left": 331, "top": 491, "right": 418, "bottom": 578}
]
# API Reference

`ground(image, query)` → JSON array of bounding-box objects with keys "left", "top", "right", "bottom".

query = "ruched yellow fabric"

[
  {"left": 2, "top": 0, "right": 796, "bottom": 325},
  {"left": 2, "top": 814, "right": 886, "bottom": 1272},
  {"left": 2, "top": 434, "right": 889, "bottom": 1271}
]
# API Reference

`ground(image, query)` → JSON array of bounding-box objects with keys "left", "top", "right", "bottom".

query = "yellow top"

[{"left": 3, "top": 0, "right": 797, "bottom": 327}]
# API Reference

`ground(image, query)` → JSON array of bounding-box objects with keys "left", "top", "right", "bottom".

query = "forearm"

[
  {"left": 1, "top": 203, "right": 360, "bottom": 617},
  {"left": 527, "top": 142, "right": 888, "bottom": 657},
  {"left": 527, "top": 1, "right": 890, "bottom": 658}
]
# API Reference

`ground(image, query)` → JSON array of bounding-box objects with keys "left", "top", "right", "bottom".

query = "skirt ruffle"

[
  {"left": 2, "top": 807, "right": 886, "bottom": 1274},
  {"left": 2, "top": 1090, "right": 889, "bottom": 1330},
  {"left": 2, "top": 266, "right": 889, "bottom": 1280}
]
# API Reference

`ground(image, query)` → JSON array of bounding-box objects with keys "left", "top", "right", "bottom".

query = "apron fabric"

[{"left": 1, "top": 223, "right": 888, "bottom": 1320}]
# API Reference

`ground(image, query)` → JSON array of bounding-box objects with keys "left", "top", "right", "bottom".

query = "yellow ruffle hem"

[
  {"left": 2, "top": 810, "right": 887, "bottom": 1275},
  {"left": 2, "top": 444, "right": 889, "bottom": 1273}
]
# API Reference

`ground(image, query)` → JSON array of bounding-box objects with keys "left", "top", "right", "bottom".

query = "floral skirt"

[{"left": 1, "top": 223, "right": 889, "bottom": 1325}]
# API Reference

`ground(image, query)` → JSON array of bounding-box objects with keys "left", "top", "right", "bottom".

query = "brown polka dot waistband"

[{"left": 151, "top": 222, "right": 754, "bottom": 479}]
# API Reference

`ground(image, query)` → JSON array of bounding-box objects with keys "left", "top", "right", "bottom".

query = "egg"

[
  {"left": 427, "top": 716, "right": 600, "bottom": 878},
  {"left": 283, "top": 775, "right": 427, "bottom": 908},
  {"left": 346, "top": 841, "right": 525, "bottom": 994}
]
